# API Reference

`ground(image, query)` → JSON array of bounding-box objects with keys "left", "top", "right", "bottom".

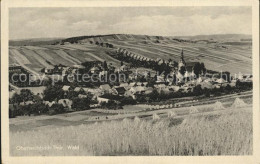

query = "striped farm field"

[{"left": 9, "top": 34, "right": 252, "bottom": 74}]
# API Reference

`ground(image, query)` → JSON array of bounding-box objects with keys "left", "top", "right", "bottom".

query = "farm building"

[
  {"left": 58, "top": 99, "right": 73, "bottom": 109},
  {"left": 99, "top": 84, "right": 111, "bottom": 93},
  {"left": 20, "top": 101, "right": 34, "bottom": 106},
  {"left": 72, "top": 65, "right": 85, "bottom": 69},
  {"left": 97, "top": 97, "right": 110, "bottom": 104},
  {"left": 90, "top": 66, "right": 101, "bottom": 74},
  {"left": 44, "top": 66, "right": 55, "bottom": 74},
  {"left": 130, "top": 86, "right": 146, "bottom": 95},
  {"left": 200, "top": 81, "right": 213, "bottom": 89},
  {"left": 9, "top": 65, "right": 26, "bottom": 73},
  {"left": 78, "top": 94, "right": 88, "bottom": 98},
  {"left": 124, "top": 90, "right": 136, "bottom": 99},
  {"left": 43, "top": 101, "right": 56, "bottom": 107},
  {"left": 216, "top": 78, "right": 227, "bottom": 84},
  {"left": 62, "top": 85, "right": 72, "bottom": 92}
]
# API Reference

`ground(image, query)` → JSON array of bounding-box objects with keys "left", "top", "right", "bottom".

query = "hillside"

[
  {"left": 174, "top": 34, "right": 252, "bottom": 42},
  {"left": 9, "top": 34, "right": 252, "bottom": 74},
  {"left": 9, "top": 38, "right": 64, "bottom": 46}
]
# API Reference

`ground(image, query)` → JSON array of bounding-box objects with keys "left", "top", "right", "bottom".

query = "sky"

[{"left": 9, "top": 7, "right": 252, "bottom": 40}]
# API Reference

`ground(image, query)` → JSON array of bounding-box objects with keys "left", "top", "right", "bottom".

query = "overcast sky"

[{"left": 9, "top": 7, "right": 252, "bottom": 40}]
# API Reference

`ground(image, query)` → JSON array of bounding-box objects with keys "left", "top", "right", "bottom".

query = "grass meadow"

[{"left": 10, "top": 104, "right": 252, "bottom": 156}]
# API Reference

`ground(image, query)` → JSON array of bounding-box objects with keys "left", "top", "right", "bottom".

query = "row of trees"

[
  {"left": 135, "top": 80, "right": 252, "bottom": 103},
  {"left": 9, "top": 102, "right": 65, "bottom": 118},
  {"left": 113, "top": 51, "right": 176, "bottom": 75},
  {"left": 90, "top": 41, "right": 114, "bottom": 48}
]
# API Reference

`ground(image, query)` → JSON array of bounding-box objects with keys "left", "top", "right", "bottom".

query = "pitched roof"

[
  {"left": 132, "top": 86, "right": 146, "bottom": 92},
  {"left": 62, "top": 85, "right": 70, "bottom": 91},
  {"left": 99, "top": 84, "right": 111, "bottom": 90},
  {"left": 120, "top": 83, "right": 129, "bottom": 87},
  {"left": 58, "top": 99, "right": 73, "bottom": 107},
  {"left": 129, "top": 82, "right": 136, "bottom": 87},
  {"left": 73, "top": 65, "right": 85, "bottom": 69},
  {"left": 216, "top": 78, "right": 227, "bottom": 83},
  {"left": 74, "top": 87, "right": 82, "bottom": 92},
  {"left": 43, "top": 101, "right": 56, "bottom": 107},
  {"left": 115, "top": 87, "right": 126, "bottom": 94}
]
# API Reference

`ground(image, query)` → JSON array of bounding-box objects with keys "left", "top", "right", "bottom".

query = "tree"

[
  {"left": 67, "top": 91, "right": 79, "bottom": 99},
  {"left": 20, "top": 89, "right": 34, "bottom": 102},
  {"left": 120, "top": 61, "right": 124, "bottom": 66},
  {"left": 147, "top": 77, "right": 156, "bottom": 87},
  {"left": 225, "top": 84, "right": 232, "bottom": 93},
  {"left": 193, "top": 63, "right": 202, "bottom": 77},
  {"left": 200, "top": 62, "right": 206, "bottom": 74},
  {"left": 40, "top": 68, "right": 45, "bottom": 73},
  {"left": 193, "top": 85, "right": 203, "bottom": 96},
  {"left": 100, "top": 100, "right": 121, "bottom": 110},
  {"left": 49, "top": 104, "right": 65, "bottom": 115},
  {"left": 10, "top": 93, "right": 22, "bottom": 104},
  {"left": 120, "top": 97, "right": 137, "bottom": 105},
  {"left": 30, "top": 102, "right": 48, "bottom": 115},
  {"left": 43, "top": 85, "right": 64, "bottom": 102},
  {"left": 179, "top": 66, "right": 186, "bottom": 75},
  {"left": 149, "top": 89, "right": 160, "bottom": 101},
  {"left": 71, "top": 97, "right": 91, "bottom": 111},
  {"left": 203, "top": 88, "right": 210, "bottom": 97},
  {"left": 103, "top": 61, "right": 108, "bottom": 70},
  {"left": 222, "top": 71, "right": 231, "bottom": 82},
  {"left": 173, "top": 61, "right": 178, "bottom": 68}
]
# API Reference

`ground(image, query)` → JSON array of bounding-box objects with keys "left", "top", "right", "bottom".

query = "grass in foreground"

[{"left": 10, "top": 107, "right": 252, "bottom": 156}]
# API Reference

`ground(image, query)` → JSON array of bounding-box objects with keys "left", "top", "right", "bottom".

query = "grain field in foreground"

[{"left": 10, "top": 106, "right": 252, "bottom": 156}]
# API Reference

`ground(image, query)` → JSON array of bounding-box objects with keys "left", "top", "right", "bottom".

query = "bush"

[
  {"left": 100, "top": 100, "right": 122, "bottom": 110},
  {"left": 71, "top": 97, "right": 91, "bottom": 111},
  {"left": 49, "top": 104, "right": 65, "bottom": 115},
  {"left": 120, "top": 97, "right": 137, "bottom": 105},
  {"left": 30, "top": 102, "right": 49, "bottom": 115},
  {"left": 43, "top": 85, "right": 64, "bottom": 102}
]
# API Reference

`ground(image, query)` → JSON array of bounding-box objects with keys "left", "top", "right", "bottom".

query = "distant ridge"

[
  {"left": 62, "top": 34, "right": 172, "bottom": 44},
  {"left": 174, "top": 34, "right": 252, "bottom": 41},
  {"left": 9, "top": 34, "right": 252, "bottom": 46}
]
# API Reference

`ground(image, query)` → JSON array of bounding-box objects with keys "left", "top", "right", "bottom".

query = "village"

[{"left": 9, "top": 48, "right": 253, "bottom": 118}]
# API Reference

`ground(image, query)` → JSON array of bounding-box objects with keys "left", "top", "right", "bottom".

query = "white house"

[
  {"left": 97, "top": 97, "right": 110, "bottom": 104},
  {"left": 58, "top": 99, "right": 73, "bottom": 109}
]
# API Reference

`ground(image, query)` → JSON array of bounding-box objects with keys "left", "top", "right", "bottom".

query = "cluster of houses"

[
  {"left": 9, "top": 47, "right": 253, "bottom": 113},
  {"left": 116, "top": 48, "right": 203, "bottom": 80},
  {"left": 43, "top": 64, "right": 85, "bottom": 76}
]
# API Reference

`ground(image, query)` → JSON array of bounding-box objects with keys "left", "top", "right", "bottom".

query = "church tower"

[{"left": 178, "top": 49, "right": 186, "bottom": 69}]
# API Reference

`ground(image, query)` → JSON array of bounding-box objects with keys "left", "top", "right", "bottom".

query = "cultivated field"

[
  {"left": 10, "top": 97, "right": 252, "bottom": 156},
  {"left": 10, "top": 105, "right": 252, "bottom": 156},
  {"left": 9, "top": 34, "right": 252, "bottom": 74}
]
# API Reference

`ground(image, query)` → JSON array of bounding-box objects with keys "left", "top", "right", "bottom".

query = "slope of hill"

[
  {"left": 9, "top": 34, "right": 252, "bottom": 75},
  {"left": 174, "top": 34, "right": 252, "bottom": 42},
  {"left": 9, "top": 38, "right": 64, "bottom": 46}
]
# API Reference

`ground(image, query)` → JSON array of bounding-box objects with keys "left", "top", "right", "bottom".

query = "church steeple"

[
  {"left": 178, "top": 49, "right": 186, "bottom": 69},
  {"left": 181, "top": 49, "right": 184, "bottom": 62}
]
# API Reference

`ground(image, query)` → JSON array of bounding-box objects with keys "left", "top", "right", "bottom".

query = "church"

[{"left": 178, "top": 49, "right": 200, "bottom": 78}]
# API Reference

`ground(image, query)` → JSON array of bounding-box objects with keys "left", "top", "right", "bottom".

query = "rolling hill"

[{"left": 9, "top": 34, "right": 252, "bottom": 75}]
